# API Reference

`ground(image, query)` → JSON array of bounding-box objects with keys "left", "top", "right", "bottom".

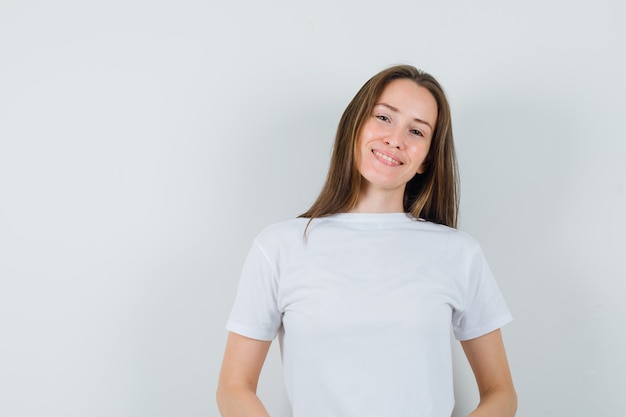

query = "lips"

[{"left": 372, "top": 149, "right": 402, "bottom": 166}]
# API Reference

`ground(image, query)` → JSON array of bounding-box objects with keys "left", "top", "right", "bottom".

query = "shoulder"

[
  {"left": 252, "top": 218, "right": 309, "bottom": 250},
  {"left": 414, "top": 221, "right": 484, "bottom": 259},
  {"left": 447, "top": 226, "right": 482, "bottom": 249},
  {"left": 257, "top": 217, "right": 308, "bottom": 238},
  {"left": 413, "top": 219, "right": 477, "bottom": 242}
]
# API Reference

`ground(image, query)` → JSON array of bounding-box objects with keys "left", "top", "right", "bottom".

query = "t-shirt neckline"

[{"left": 327, "top": 212, "right": 418, "bottom": 223}]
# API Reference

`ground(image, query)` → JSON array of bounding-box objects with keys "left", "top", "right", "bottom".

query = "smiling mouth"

[{"left": 372, "top": 150, "right": 402, "bottom": 165}]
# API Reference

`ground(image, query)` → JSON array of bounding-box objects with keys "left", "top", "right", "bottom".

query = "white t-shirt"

[{"left": 226, "top": 213, "right": 512, "bottom": 417}]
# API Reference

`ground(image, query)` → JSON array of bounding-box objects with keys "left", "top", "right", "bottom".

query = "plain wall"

[{"left": 1, "top": 1, "right": 625, "bottom": 416}]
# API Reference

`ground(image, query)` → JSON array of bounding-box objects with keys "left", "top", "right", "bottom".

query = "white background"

[{"left": 1, "top": 1, "right": 625, "bottom": 416}]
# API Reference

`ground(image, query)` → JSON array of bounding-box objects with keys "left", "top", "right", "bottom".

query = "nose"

[{"left": 384, "top": 128, "right": 402, "bottom": 149}]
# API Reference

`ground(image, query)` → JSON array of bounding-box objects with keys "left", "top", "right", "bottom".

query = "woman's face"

[{"left": 356, "top": 78, "right": 438, "bottom": 198}]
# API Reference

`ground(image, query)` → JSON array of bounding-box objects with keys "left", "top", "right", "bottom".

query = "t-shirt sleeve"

[
  {"left": 452, "top": 241, "right": 512, "bottom": 341},
  {"left": 225, "top": 239, "right": 282, "bottom": 341}
]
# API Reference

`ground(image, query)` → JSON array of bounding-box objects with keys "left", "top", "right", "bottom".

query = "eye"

[
  {"left": 410, "top": 129, "right": 424, "bottom": 137},
  {"left": 375, "top": 115, "right": 390, "bottom": 122}
]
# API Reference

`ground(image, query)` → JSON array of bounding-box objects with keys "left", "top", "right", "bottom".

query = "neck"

[{"left": 350, "top": 185, "right": 405, "bottom": 213}]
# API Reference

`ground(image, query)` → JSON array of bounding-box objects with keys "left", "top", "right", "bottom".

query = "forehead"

[{"left": 377, "top": 79, "right": 438, "bottom": 127}]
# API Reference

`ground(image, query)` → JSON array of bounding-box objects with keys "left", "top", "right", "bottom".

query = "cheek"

[
  {"left": 354, "top": 135, "right": 367, "bottom": 171},
  {"left": 408, "top": 141, "right": 429, "bottom": 158},
  {"left": 419, "top": 143, "right": 433, "bottom": 173},
  {"left": 359, "top": 120, "right": 380, "bottom": 141}
]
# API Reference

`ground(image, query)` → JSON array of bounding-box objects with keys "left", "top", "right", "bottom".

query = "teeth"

[{"left": 373, "top": 150, "right": 401, "bottom": 165}]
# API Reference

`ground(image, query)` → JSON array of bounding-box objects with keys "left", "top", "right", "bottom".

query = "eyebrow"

[{"left": 376, "top": 103, "right": 434, "bottom": 131}]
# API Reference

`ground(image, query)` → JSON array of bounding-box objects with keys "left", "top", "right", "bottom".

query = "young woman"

[{"left": 217, "top": 65, "right": 517, "bottom": 417}]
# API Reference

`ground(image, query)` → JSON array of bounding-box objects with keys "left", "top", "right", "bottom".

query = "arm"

[
  {"left": 216, "top": 332, "right": 273, "bottom": 417},
  {"left": 461, "top": 329, "right": 517, "bottom": 417}
]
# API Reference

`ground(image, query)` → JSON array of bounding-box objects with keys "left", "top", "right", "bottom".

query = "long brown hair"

[{"left": 300, "top": 65, "right": 459, "bottom": 228}]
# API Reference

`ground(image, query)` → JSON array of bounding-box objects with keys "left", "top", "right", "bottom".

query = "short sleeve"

[
  {"left": 452, "top": 242, "right": 512, "bottom": 341},
  {"left": 225, "top": 239, "right": 282, "bottom": 341}
]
